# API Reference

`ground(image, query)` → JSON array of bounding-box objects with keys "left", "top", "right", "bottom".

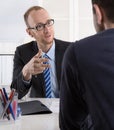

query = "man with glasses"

[{"left": 10, "top": 6, "right": 71, "bottom": 99}]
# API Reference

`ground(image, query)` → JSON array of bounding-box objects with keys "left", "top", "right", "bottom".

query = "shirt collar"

[{"left": 43, "top": 40, "right": 55, "bottom": 61}]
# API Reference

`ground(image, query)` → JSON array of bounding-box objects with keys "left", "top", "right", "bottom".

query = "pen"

[
  {"left": 2, "top": 88, "right": 15, "bottom": 120},
  {"left": 0, "top": 89, "right": 10, "bottom": 120},
  {"left": 12, "top": 92, "right": 18, "bottom": 119},
  {"left": 0, "top": 89, "right": 6, "bottom": 103},
  {"left": 0, "top": 94, "right": 14, "bottom": 119}
]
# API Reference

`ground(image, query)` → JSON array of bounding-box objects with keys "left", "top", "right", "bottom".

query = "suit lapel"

[
  {"left": 32, "top": 41, "right": 38, "bottom": 55},
  {"left": 55, "top": 39, "right": 61, "bottom": 89}
]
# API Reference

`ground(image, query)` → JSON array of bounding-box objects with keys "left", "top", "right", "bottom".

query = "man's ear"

[
  {"left": 93, "top": 4, "right": 103, "bottom": 25},
  {"left": 26, "top": 28, "right": 33, "bottom": 37}
]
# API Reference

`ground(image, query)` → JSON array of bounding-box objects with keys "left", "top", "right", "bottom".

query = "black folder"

[{"left": 18, "top": 100, "right": 52, "bottom": 115}]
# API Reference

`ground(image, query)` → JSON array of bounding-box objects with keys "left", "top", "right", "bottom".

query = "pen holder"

[{"left": 0, "top": 88, "right": 21, "bottom": 122}]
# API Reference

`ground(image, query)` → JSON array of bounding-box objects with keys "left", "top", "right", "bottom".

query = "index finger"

[{"left": 35, "top": 49, "right": 43, "bottom": 58}]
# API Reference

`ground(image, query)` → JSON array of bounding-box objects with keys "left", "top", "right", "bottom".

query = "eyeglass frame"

[{"left": 28, "top": 19, "right": 54, "bottom": 31}]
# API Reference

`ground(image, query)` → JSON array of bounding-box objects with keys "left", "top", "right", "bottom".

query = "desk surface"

[{"left": 0, "top": 98, "right": 60, "bottom": 130}]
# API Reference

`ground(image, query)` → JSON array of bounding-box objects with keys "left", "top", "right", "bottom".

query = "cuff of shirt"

[{"left": 22, "top": 76, "right": 31, "bottom": 85}]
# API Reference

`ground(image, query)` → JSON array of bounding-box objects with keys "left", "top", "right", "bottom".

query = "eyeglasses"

[{"left": 28, "top": 19, "right": 54, "bottom": 31}]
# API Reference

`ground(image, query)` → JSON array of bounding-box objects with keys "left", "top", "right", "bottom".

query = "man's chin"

[
  {"left": 43, "top": 39, "right": 53, "bottom": 45},
  {"left": 45, "top": 37, "right": 53, "bottom": 44}
]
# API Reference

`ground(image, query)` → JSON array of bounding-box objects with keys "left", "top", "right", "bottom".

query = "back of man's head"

[{"left": 92, "top": 0, "right": 114, "bottom": 23}]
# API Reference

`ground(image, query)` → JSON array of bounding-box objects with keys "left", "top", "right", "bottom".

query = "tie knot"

[
  {"left": 43, "top": 54, "right": 50, "bottom": 65},
  {"left": 43, "top": 54, "right": 49, "bottom": 59}
]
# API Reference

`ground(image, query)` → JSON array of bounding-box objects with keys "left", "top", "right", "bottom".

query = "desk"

[{"left": 0, "top": 98, "right": 60, "bottom": 130}]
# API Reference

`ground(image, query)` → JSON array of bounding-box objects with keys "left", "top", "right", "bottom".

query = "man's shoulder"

[
  {"left": 54, "top": 38, "right": 72, "bottom": 47},
  {"left": 16, "top": 40, "right": 37, "bottom": 50}
]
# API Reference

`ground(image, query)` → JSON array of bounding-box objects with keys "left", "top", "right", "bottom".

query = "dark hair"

[
  {"left": 92, "top": 0, "right": 114, "bottom": 22},
  {"left": 24, "top": 6, "right": 45, "bottom": 27}
]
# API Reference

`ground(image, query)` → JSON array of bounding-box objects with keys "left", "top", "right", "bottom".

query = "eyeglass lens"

[{"left": 35, "top": 19, "right": 54, "bottom": 31}]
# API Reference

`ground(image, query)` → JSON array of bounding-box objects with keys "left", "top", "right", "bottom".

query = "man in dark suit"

[
  {"left": 10, "top": 6, "right": 71, "bottom": 99},
  {"left": 60, "top": 0, "right": 114, "bottom": 130}
]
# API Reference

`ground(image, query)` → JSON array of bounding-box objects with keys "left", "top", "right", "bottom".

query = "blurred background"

[{"left": 0, "top": 0, "right": 95, "bottom": 91}]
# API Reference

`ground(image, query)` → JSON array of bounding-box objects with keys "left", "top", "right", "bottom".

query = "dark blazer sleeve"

[
  {"left": 11, "top": 45, "right": 32, "bottom": 99},
  {"left": 10, "top": 41, "right": 45, "bottom": 99}
]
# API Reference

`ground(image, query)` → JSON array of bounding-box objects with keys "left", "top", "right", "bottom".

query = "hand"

[{"left": 22, "top": 49, "right": 50, "bottom": 81}]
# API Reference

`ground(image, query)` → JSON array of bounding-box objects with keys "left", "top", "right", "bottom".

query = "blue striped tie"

[{"left": 43, "top": 54, "right": 51, "bottom": 98}]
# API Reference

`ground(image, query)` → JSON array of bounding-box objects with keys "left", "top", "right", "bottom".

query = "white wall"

[{"left": 78, "top": 0, "right": 95, "bottom": 39}]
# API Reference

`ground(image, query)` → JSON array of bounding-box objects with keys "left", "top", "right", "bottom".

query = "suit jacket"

[
  {"left": 11, "top": 39, "right": 71, "bottom": 99},
  {"left": 60, "top": 29, "right": 114, "bottom": 130}
]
